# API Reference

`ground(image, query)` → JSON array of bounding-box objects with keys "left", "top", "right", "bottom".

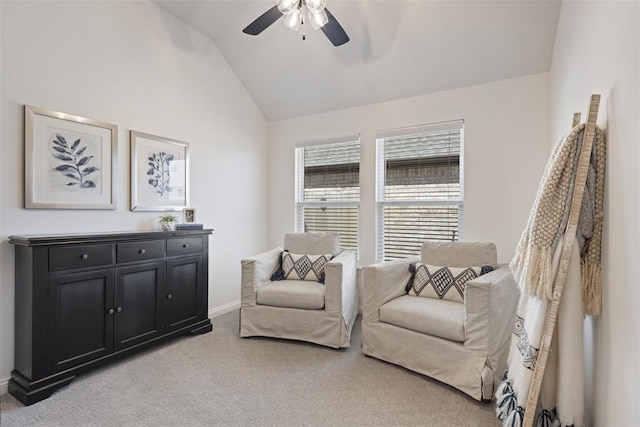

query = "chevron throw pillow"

[
  {"left": 407, "top": 263, "right": 490, "bottom": 303},
  {"left": 281, "top": 251, "right": 332, "bottom": 283}
]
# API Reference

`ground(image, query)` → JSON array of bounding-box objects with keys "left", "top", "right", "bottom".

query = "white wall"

[
  {"left": 269, "top": 73, "right": 551, "bottom": 268},
  {"left": 550, "top": 1, "right": 640, "bottom": 425},
  {"left": 0, "top": 1, "right": 269, "bottom": 392}
]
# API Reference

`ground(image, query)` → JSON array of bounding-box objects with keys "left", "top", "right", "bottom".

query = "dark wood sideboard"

[{"left": 8, "top": 229, "right": 213, "bottom": 405}]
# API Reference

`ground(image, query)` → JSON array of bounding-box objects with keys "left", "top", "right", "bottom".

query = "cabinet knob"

[
  {"left": 81, "top": 254, "right": 89, "bottom": 260},
  {"left": 167, "top": 294, "right": 173, "bottom": 300},
  {"left": 182, "top": 244, "right": 188, "bottom": 248},
  {"left": 116, "top": 306, "right": 122, "bottom": 313},
  {"left": 139, "top": 249, "right": 146, "bottom": 254},
  {"left": 108, "top": 308, "right": 114, "bottom": 315}
]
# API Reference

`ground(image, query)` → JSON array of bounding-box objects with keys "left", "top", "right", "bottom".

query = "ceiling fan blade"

[
  {"left": 321, "top": 8, "right": 349, "bottom": 46},
  {"left": 243, "top": 5, "right": 283, "bottom": 36}
]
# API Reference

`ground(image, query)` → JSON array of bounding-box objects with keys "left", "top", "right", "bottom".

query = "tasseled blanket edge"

[
  {"left": 496, "top": 371, "right": 521, "bottom": 424},
  {"left": 512, "top": 240, "right": 603, "bottom": 316},
  {"left": 510, "top": 241, "right": 555, "bottom": 301},
  {"left": 495, "top": 371, "right": 572, "bottom": 427}
]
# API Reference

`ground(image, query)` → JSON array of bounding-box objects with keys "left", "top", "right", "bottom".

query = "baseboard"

[
  {"left": 1, "top": 376, "right": 9, "bottom": 395},
  {"left": 208, "top": 300, "right": 240, "bottom": 318}
]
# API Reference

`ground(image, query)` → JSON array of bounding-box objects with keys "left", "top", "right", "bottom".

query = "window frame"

[
  {"left": 375, "top": 120, "right": 465, "bottom": 262},
  {"left": 294, "top": 136, "right": 361, "bottom": 253}
]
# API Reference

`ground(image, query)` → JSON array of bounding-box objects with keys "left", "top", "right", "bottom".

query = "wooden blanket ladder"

[{"left": 522, "top": 94, "right": 601, "bottom": 427}]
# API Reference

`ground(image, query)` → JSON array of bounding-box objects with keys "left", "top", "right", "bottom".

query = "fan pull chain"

[{"left": 302, "top": 16, "right": 306, "bottom": 40}]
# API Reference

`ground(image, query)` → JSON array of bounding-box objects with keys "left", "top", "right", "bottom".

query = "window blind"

[
  {"left": 376, "top": 120, "right": 464, "bottom": 261},
  {"left": 295, "top": 139, "right": 360, "bottom": 252}
]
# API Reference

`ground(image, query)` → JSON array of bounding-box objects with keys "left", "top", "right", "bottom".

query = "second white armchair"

[{"left": 362, "top": 241, "right": 519, "bottom": 401}]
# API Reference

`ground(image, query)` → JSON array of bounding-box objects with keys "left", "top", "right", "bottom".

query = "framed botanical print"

[
  {"left": 24, "top": 105, "right": 117, "bottom": 209},
  {"left": 130, "top": 130, "right": 189, "bottom": 211}
]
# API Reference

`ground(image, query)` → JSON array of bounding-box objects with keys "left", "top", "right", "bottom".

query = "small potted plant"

[{"left": 159, "top": 214, "right": 178, "bottom": 231}]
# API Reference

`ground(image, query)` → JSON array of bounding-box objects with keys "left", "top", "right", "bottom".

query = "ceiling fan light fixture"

[
  {"left": 283, "top": 7, "right": 302, "bottom": 31},
  {"left": 244, "top": 0, "right": 348, "bottom": 46},
  {"left": 276, "top": 0, "right": 298, "bottom": 15},
  {"left": 308, "top": 9, "right": 328, "bottom": 30},
  {"left": 305, "top": 0, "right": 326, "bottom": 14}
]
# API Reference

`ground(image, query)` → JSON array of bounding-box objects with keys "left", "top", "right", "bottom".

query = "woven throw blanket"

[{"left": 510, "top": 123, "right": 606, "bottom": 316}]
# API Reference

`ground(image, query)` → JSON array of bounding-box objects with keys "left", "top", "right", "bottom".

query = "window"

[
  {"left": 295, "top": 138, "right": 360, "bottom": 252},
  {"left": 376, "top": 121, "right": 464, "bottom": 261}
]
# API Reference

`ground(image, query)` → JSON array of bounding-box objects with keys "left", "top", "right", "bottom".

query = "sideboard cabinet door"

[
  {"left": 165, "top": 255, "right": 204, "bottom": 333},
  {"left": 48, "top": 269, "right": 115, "bottom": 374},
  {"left": 114, "top": 261, "right": 165, "bottom": 351}
]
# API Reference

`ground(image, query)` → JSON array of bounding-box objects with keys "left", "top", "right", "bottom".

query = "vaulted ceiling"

[{"left": 153, "top": 0, "right": 561, "bottom": 122}]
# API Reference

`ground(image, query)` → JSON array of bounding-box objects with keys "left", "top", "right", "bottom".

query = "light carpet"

[{"left": 0, "top": 310, "right": 497, "bottom": 426}]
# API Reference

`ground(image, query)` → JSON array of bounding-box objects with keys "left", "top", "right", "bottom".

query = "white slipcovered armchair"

[
  {"left": 240, "top": 232, "right": 358, "bottom": 348},
  {"left": 362, "top": 241, "right": 519, "bottom": 401}
]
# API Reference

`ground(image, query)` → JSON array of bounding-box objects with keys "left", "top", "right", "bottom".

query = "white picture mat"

[{"left": 31, "top": 115, "right": 112, "bottom": 204}]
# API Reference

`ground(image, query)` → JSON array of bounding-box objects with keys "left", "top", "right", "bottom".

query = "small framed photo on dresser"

[{"left": 183, "top": 208, "right": 196, "bottom": 223}]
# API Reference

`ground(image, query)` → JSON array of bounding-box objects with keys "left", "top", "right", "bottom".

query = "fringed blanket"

[
  {"left": 496, "top": 124, "right": 606, "bottom": 426},
  {"left": 510, "top": 124, "right": 605, "bottom": 315}
]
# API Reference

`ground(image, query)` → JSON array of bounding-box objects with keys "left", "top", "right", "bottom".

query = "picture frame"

[
  {"left": 130, "top": 130, "right": 189, "bottom": 211},
  {"left": 24, "top": 105, "right": 118, "bottom": 209},
  {"left": 183, "top": 208, "right": 196, "bottom": 223}
]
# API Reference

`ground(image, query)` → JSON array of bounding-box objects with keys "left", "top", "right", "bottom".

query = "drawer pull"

[
  {"left": 81, "top": 254, "right": 89, "bottom": 260},
  {"left": 116, "top": 306, "right": 122, "bottom": 313},
  {"left": 108, "top": 308, "right": 114, "bottom": 315},
  {"left": 167, "top": 294, "right": 173, "bottom": 300},
  {"left": 139, "top": 249, "right": 146, "bottom": 254},
  {"left": 182, "top": 244, "right": 188, "bottom": 248}
]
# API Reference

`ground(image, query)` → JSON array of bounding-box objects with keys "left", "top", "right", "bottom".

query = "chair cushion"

[
  {"left": 379, "top": 295, "right": 465, "bottom": 342},
  {"left": 284, "top": 232, "right": 341, "bottom": 257},
  {"left": 421, "top": 241, "right": 497, "bottom": 267},
  {"left": 256, "top": 280, "right": 325, "bottom": 310}
]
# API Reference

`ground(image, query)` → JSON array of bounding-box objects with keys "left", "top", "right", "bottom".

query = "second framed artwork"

[{"left": 130, "top": 131, "right": 189, "bottom": 211}]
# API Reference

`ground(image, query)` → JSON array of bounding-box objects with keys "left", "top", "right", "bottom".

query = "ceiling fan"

[{"left": 243, "top": 0, "right": 350, "bottom": 47}]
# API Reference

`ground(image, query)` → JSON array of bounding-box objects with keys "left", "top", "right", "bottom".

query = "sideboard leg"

[{"left": 9, "top": 371, "right": 75, "bottom": 406}]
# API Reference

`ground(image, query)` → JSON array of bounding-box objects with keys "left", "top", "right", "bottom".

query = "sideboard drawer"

[
  {"left": 49, "top": 244, "right": 113, "bottom": 271},
  {"left": 167, "top": 237, "right": 203, "bottom": 257},
  {"left": 117, "top": 240, "right": 165, "bottom": 263}
]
